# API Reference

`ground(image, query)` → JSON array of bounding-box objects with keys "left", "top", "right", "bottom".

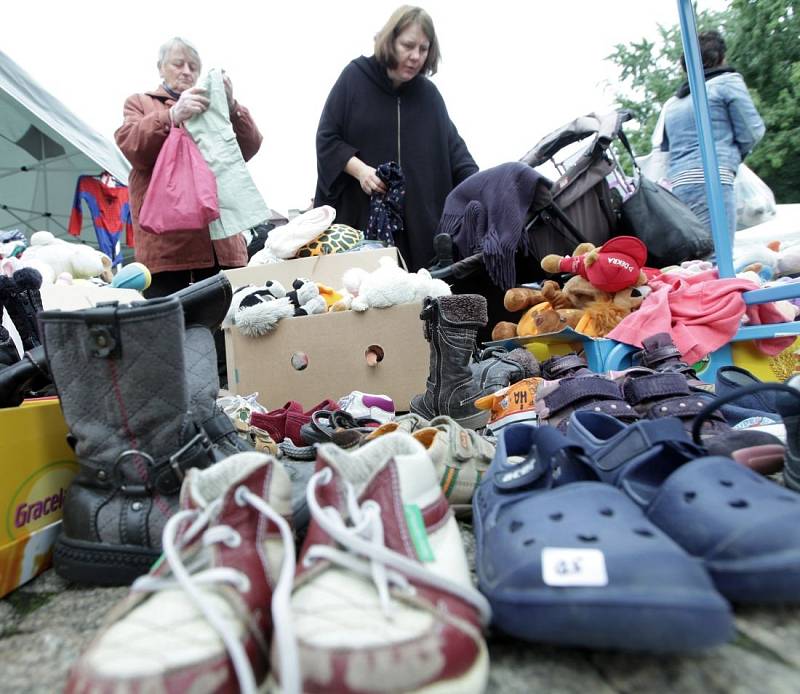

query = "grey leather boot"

[
  {"left": 41, "top": 297, "right": 217, "bottom": 585},
  {"left": 173, "top": 273, "right": 252, "bottom": 457},
  {"left": 411, "top": 294, "right": 490, "bottom": 429}
]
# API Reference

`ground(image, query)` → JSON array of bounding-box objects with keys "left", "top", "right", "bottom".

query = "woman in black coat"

[{"left": 314, "top": 5, "right": 478, "bottom": 272}]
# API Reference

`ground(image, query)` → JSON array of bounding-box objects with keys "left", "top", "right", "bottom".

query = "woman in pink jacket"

[{"left": 115, "top": 37, "right": 263, "bottom": 299}]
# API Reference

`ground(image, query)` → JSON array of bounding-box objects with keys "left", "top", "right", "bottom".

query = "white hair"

[{"left": 157, "top": 37, "right": 201, "bottom": 70}]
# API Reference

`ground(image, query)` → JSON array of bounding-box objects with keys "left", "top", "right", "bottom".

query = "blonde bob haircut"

[{"left": 374, "top": 6, "right": 441, "bottom": 77}]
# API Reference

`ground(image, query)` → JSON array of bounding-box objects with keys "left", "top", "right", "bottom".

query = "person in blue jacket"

[
  {"left": 314, "top": 5, "right": 478, "bottom": 271},
  {"left": 663, "top": 30, "right": 765, "bottom": 239}
]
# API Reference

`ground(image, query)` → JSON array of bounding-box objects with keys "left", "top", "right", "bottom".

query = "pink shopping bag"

[{"left": 139, "top": 127, "right": 219, "bottom": 234}]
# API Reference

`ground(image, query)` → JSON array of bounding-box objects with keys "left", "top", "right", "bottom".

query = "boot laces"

[
  {"left": 133, "top": 487, "right": 297, "bottom": 694},
  {"left": 270, "top": 468, "right": 491, "bottom": 691}
]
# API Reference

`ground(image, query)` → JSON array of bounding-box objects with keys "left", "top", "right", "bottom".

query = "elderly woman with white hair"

[{"left": 115, "top": 37, "right": 263, "bottom": 298}]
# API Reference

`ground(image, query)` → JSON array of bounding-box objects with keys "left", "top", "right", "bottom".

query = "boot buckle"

[
  {"left": 112, "top": 450, "right": 156, "bottom": 496},
  {"left": 169, "top": 431, "right": 215, "bottom": 482}
]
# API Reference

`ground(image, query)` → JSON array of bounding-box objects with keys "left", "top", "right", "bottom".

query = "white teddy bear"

[
  {"left": 18, "top": 231, "right": 113, "bottom": 284},
  {"left": 343, "top": 256, "right": 451, "bottom": 312}
]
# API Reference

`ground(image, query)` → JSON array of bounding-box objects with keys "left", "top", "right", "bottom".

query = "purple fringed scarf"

[{"left": 436, "top": 162, "right": 550, "bottom": 289}]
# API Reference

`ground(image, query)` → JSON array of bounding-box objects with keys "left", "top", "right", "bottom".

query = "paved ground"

[{"left": 2, "top": 522, "right": 800, "bottom": 694}]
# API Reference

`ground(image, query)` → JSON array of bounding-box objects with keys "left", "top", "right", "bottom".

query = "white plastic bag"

[
  {"left": 735, "top": 163, "right": 777, "bottom": 229},
  {"left": 636, "top": 149, "right": 670, "bottom": 186}
]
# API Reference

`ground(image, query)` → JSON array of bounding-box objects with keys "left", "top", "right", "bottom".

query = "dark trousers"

[{"left": 144, "top": 265, "right": 231, "bottom": 387}]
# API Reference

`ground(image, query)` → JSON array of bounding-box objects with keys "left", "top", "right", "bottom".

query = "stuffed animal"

[
  {"left": 344, "top": 256, "right": 451, "bottom": 312},
  {"left": 734, "top": 240, "right": 800, "bottom": 281},
  {"left": 575, "top": 286, "right": 645, "bottom": 337},
  {"left": 19, "top": 231, "right": 113, "bottom": 284},
  {"left": 541, "top": 236, "right": 648, "bottom": 292},
  {"left": 491, "top": 280, "right": 582, "bottom": 340},
  {"left": 492, "top": 275, "right": 645, "bottom": 340},
  {"left": 223, "top": 280, "right": 294, "bottom": 336},
  {"left": 503, "top": 279, "right": 572, "bottom": 312}
]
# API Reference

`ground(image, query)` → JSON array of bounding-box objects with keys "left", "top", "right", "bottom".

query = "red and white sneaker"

[
  {"left": 66, "top": 452, "right": 295, "bottom": 694},
  {"left": 270, "top": 431, "right": 491, "bottom": 693}
]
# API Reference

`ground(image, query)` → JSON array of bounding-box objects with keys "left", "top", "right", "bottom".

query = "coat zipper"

[{"left": 397, "top": 97, "right": 402, "bottom": 167}]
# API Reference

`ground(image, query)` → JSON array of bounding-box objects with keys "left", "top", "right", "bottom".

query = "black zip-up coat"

[{"left": 314, "top": 55, "right": 478, "bottom": 271}]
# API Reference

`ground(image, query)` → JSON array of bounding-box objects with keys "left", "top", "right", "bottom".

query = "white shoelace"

[
  {"left": 133, "top": 488, "right": 298, "bottom": 694},
  {"left": 271, "top": 468, "right": 492, "bottom": 691}
]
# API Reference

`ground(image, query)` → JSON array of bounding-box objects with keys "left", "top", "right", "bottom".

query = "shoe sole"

[
  {"left": 265, "top": 640, "right": 488, "bottom": 694},
  {"left": 707, "top": 548, "right": 800, "bottom": 604},
  {"left": 54, "top": 535, "right": 159, "bottom": 585}
]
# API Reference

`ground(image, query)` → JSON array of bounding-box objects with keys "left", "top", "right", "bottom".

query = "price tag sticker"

[{"left": 541, "top": 547, "right": 608, "bottom": 587}]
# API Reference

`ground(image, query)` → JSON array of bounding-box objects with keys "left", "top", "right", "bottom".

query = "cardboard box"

[
  {"left": 224, "top": 248, "right": 429, "bottom": 410},
  {"left": 0, "top": 399, "right": 78, "bottom": 598}
]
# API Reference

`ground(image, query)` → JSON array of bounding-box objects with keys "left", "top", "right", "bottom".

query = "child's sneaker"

[
  {"left": 474, "top": 377, "right": 543, "bottom": 433},
  {"left": 269, "top": 432, "right": 491, "bottom": 693},
  {"left": 216, "top": 391, "right": 268, "bottom": 435},
  {"left": 338, "top": 390, "right": 395, "bottom": 423},
  {"left": 66, "top": 453, "right": 294, "bottom": 694}
]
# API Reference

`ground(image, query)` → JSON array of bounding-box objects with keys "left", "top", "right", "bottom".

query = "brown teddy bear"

[{"left": 491, "top": 280, "right": 583, "bottom": 340}]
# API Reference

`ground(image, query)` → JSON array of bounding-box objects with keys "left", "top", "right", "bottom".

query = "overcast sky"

[{"left": 3, "top": 0, "right": 726, "bottom": 215}]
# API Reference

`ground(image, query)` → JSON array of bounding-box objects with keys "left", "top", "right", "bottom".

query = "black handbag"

[{"left": 617, "top": 132, "right": 714, "bottom": 268}]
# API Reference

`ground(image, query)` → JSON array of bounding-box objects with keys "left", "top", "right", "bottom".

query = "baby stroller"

[{"left": 431, "top": 110, "right": 634, "bottom": 338}]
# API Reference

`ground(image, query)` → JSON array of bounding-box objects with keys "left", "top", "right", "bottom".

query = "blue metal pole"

[{"left": 676, "top": 0, "right": 734, "bottom": 277}]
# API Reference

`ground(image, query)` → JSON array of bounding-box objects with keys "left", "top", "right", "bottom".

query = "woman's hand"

[
  {"left": 345, "top": 157, "right": 388, "bottom": 195},
  {"left": 169, "top": 86, "right": 209, "bottom": 125}
]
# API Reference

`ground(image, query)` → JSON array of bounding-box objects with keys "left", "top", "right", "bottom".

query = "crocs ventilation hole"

[
  {"left": 523, "top": 538, "right": 536, "bottom": 546},
  {"left": 549, "top": 512, "right": 564, "bottom": 522},
  {"left": 599, "top": 508, "right": 614, "bottom": 517},
  {"left": 719, "top": 480, "right": 733, "bottom": 487},
  {"left": 683, "top": 491, "right": 697, "bottom": 503},
  {"left": 577, "top": 534, "right": 598, "bottom": 543},
  {"left": 509, "top": 520, "right": 523, "bottom": 533},
  {"left": 729, "top": 499, "right": 749, "bottom": 509},
  {"left": 634, "top": 528, "right": 654, "bottom": 538}
]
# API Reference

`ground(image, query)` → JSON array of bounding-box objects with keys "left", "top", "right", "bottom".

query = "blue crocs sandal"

[
  {"left": 567, "top": 411, "right": 800, "bottom": 604},
  {"left": 472, "top": 423, "right": 733, "bottom": 652}
]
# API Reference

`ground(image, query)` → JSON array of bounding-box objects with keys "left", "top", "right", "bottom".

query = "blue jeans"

[{"left": 673, "top": 182, "right": 737, "bottom": 242}]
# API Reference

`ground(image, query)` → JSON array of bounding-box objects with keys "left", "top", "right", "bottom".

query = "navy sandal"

[
  {"left": 567, "top": 411, "right": 800, "bottom": 604},
  {"left": 472, "top": 422, "right": 733, "bottom": 651}
]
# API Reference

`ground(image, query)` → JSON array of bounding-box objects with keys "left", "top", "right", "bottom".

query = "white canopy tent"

[{"left": 0, "top": 50, "right": 131, "bottom": 255}]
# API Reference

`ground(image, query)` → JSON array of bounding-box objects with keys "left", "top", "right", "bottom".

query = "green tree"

[
  {"left": 726, "top": 0, "right": 800, "bottom": 203},
  {"left": 606, "top": 10, "right": 726, "bottom": 159},
  {"left": 607, "top": 2, "right": 800, "bottom": 203}
]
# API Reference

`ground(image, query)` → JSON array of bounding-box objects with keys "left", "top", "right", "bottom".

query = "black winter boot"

[
  {"left": 41, "top": 297, "right": 217, "bottom": 585},
  {"left": 411, "top": 294, "right": 490, "bottom": 429},
  {"left": 0, "top": 324, "right": 20, "bottom": 369},
  {"left": 0, "top": 268, "right": 44, "bottom": 352},
  {"left": 0, "top": 344, "right": 50, "bottom": 407}
]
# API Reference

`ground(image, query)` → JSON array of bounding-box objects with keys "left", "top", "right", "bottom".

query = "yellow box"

[{"left": 0, "top": 398, "right": 78, "bottom": 597}]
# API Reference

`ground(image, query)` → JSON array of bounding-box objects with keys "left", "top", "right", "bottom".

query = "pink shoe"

[
  {"left": 269, "top": 432, "right": 491, "bottom": 692},
  {"left": 66, "top": 453, "right": 295, "bottom": 694}
]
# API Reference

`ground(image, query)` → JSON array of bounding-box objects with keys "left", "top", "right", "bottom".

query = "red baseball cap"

[{"left": 584, "top": 236, "right": 647, "bottom": 293}]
